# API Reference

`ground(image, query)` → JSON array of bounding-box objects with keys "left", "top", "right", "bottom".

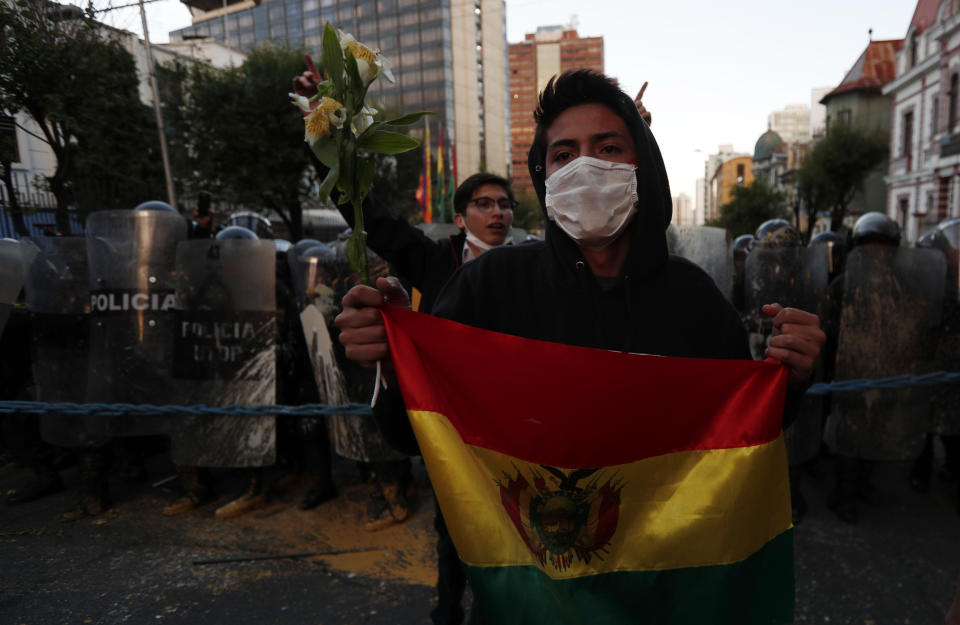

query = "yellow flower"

[
  {"left": 338, "top": 31, "right": 395, "bottom": 83},
  {"left": 304, "top": 96, "right": 347, "bottom": 144}
]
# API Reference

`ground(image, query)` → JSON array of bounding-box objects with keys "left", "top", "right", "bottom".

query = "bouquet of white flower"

[{"left": 292, "top": 22, "right": 427, "bottom": 283}]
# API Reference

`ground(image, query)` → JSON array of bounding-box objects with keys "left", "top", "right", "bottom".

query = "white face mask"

[{"left": 544, "top": 156, "right": 638, "bottom": 250}]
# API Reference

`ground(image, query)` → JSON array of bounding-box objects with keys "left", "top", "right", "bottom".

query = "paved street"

[{"left": 1, "top": 450, "right": 958, "bottom": 624}]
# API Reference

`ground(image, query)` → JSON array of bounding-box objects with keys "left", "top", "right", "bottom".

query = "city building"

[
  {"left": 171, "top": 0, "right": 510, "bottom": 184},
  {"left": 672, "top": 192, "right": 694, "bottom": 226},
  {"left": 699, "top": 144, "right": 750, "bottom": 223},
  {"left": 507, "top": 24, "right": 603, "bottom": 197},
  {"left": 809, "top": 87, "right": 832, "bottom": 139},
  {"left": 768, "top": 104, "right": 811, "bottom": 144},
  {"left": 710, "top": 155, "right": 754, "bottom": 215},
  {"left": 883, "top": 0, "right": 957, "bottom": 242},
  {"left": 821, "top": 37, "right": 901, "bottom": 222}
]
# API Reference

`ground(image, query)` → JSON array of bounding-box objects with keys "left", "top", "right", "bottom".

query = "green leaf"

[
  {"left": 384, "top": 111, "right": 432, "bottom": 126},
  {"left": 357, "top": 158, "right": 376, "bottom": 200},
  {"left": 343, "top": 50, "right": 365, "bottom": 110},
  {"left": 317, "top": 161, "right": 340, "bottom": 203},
  {"left": 321, "top": 23, "right": 345, "bottom": 95},
  {"left": 346, "top": 229, "right": 369, "bottom": 284},
  {"left": 310, "top": 137, "right": 339, "bottom": 168},
  {"left": 357, "top": 130, "right": 421, "bottom": 154}
]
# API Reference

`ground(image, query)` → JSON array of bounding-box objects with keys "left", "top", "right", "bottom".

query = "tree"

[
  {"left": 707, "top": 178, "right": 789, "bottom": 238},
  {"left": 162, "top": 45, "right": 316, "bottom": 239},
  {"left": 0, "top": 0, "right": 164, "bottom": 232},
  {"left": 796, "top": 122, "right": 888, "bottom": 238}
]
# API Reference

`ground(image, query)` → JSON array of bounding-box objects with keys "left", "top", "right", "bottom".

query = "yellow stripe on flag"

[{"left": 410, "top": 409, "right": 792, "bottom": 580}]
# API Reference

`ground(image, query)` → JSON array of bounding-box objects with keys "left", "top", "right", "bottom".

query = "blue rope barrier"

[
  {"left": 0, "top": 401, "right": 373, "bottom": 417},
  {"left": 806, "top": 371, "right": 960, "bottom": 395},
  {"left": 1, "top": 371, "right": 959, "bottom": 415}
]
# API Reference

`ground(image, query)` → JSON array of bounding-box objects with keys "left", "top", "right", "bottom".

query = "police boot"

[
  {"left": 827, "top": 455, "right": 859, "bottom": 524},
  {"left": 162, "top": 466, "right": 213, "bottom": 516},
  {"left": 6, "top": 470, "right": 64, "bottom": 505},
  {"left": 61, "top": 449, "right": 109, "bottom": 522},
  {"left": 214, "top": 470, "right": 265, "bottom": 520},
  {"left": 909, "top": 434, "right": 933, "bottom": 493}
]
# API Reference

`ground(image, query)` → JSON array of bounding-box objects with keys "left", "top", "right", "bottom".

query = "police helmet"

[
  {"left": 134, "top": 200, "right": 178, "bottom": 213},
  {"left": 292, "top": 238, "right": 322, "bottom": 257},
  {"left": 302, "top": 243, "right": 337, "bottom": 260},
  {"left": 753, "top": 219, "right": 801, "bottom": 248},
  {"left": 215, "top": 225, "right": 259, "bottom": 240},
  {"left": 274, "top": 239, "right": 293, "bottom": 254},
  {"left": 915, "top": 229, "right": 942, "bottom": 249},
  {"left": 851, "top": 212, "right": 900, "bottom": 247},
  {"left": 225, "top": 211, "right": 273, "bottom": 239},
  {"left": 732, "top": 234, "right": 754, "bottom": 257},
  {"left": 936, "top": 217, "right": 960, "bottom": 251}
]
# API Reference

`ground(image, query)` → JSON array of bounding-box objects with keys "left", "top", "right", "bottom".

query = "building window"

[
  {"left": 903, "top": 110, "right": 914, "bottom": 171},
  {"left": 909, "top": 35, "right": 918, "bottom": 68},
  {"left": 0, "top": 116, "right": 19, "bottom": 164},
  {"left": 950, "top": 74, "right": 958, "bottom": 132},
  {"left": 899, "top": 197, "right": 909, "bottom": 231},
  {"left": 933, "top": 96, "right": 940, "bottom": 135},
  {"left": 736, "top": 163, "right": 745, "bottom": 185}
]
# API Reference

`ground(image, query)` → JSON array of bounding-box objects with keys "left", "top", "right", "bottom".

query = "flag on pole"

[
  {"left": 415, "top": 169, "right": 426, "bottom": 211},
  {"left": 436, "top": 125, "right": 446, "bottom": 222},
  {"left": 380, "top": 307, "right": 795, "bottom": 625},
  {"left": 424, "top": 119, "right": 432, "bottom": 224}
]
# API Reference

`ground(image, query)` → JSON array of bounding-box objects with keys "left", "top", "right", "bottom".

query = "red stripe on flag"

[{"left": 381, "top": 308, "right": 787, "bottom": 468}]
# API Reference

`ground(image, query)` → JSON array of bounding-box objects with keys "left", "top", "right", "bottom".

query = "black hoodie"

[
  {"left": 375, "top": 93, "right": 755, "bottom": 455},
  {"left": 429, "top": 93, "right": 750, "bottom": 361}
]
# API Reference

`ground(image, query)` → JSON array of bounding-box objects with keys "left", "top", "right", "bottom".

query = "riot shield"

[
  {"left": 826, "top": 246, "right": 945, "bottom": 459},
  {"left": 298, "top": 242, "right": 403, "bottom": 462},
  {"left": 167, "top": 239, "right": 277, "bottom": 467},
  {"left": 743, "top": 244, "right": 830, "bottom": 463},
  {"left": 84, "top": 210, "right": 187, "bottom": 436},
  {"left": 0, "top": 239, "right": 24, "bottom": 337},
  {"left": 929, "top": 223, "right": 960, "bottom": 435},
  {"left": 19, "top": 237, "right": 107, "bottom": 447},
  {"left": 666, "top": 225, "right": 734, "bottom": 301}
]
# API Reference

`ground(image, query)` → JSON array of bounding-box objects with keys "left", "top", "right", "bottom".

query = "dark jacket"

[
  {"left": 337, "top": 196, "right": 463, "bottom": 315},
  {"left": 431, "top": 88, "right": 749, "bottom": 358}
]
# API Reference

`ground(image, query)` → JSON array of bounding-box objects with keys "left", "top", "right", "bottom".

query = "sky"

[{"left": 77, "top": 0, "right": 918, "bottom": 199}]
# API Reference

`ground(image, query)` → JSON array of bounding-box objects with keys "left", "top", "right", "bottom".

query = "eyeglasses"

[{"left": 468, "top": 196, "right": 518, "bottom": 212}]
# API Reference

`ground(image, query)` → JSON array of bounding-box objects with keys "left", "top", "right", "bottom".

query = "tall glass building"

[{"left": 170, "top": 0, "right": 509, "bottom": 183}]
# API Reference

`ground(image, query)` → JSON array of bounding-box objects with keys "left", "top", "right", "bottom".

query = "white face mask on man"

[{"left": 544, "top": 156, "right": 638, "bottom": 250}]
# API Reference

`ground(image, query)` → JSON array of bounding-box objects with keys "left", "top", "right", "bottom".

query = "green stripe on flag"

[{"left": 463, "top": 529, "right": 794, "bottom": 625}]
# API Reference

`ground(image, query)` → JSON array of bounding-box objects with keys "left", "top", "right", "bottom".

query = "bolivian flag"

[{"left": 381, "top": 308, "right": 794, "bottom": 625}]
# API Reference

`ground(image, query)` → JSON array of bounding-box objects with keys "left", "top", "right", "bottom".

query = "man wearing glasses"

[{"left": 338, "top": 172, "right": 518, "bottom": 316}]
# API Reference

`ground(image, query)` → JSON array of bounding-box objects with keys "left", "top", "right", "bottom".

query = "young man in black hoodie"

[{"left": 335, "top": 70, "right": 824, "bottom": 619}]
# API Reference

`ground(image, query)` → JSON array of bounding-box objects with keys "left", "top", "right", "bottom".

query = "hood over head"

[{"left": 527, "top": 70, "right": 672, "bottom": 280}]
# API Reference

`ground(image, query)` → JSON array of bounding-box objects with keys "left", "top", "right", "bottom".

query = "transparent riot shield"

[
  {"left": 299, "top": 242, "right": 403, "bottom": 462},
  {"left": 666, "top": 225, "right": 734, "bottom": 300},
  {"left": 0, "top": 240, "right": 23, "bottom": 336},
  {"left": 168, "top": 239, "right": 277, "bottom": 467},
  {"left": 84, "top": 210, "right": 187, "bottom": 436},
  {"left": 744, "top": 244, "right": 829, "bottom": 463},
  {"left": 930, "top": 238, "right": 960, "bottom": 435},
  {"left": 827, "top": 246, "right": 946, "bottom": 459},
  {"left": 19, "top": 237, "right": 107, "bottom": 447}
]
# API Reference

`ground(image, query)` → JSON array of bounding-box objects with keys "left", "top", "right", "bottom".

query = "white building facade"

[{"left": 884, "top": 0, "right": 960, "bottom": 242}]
